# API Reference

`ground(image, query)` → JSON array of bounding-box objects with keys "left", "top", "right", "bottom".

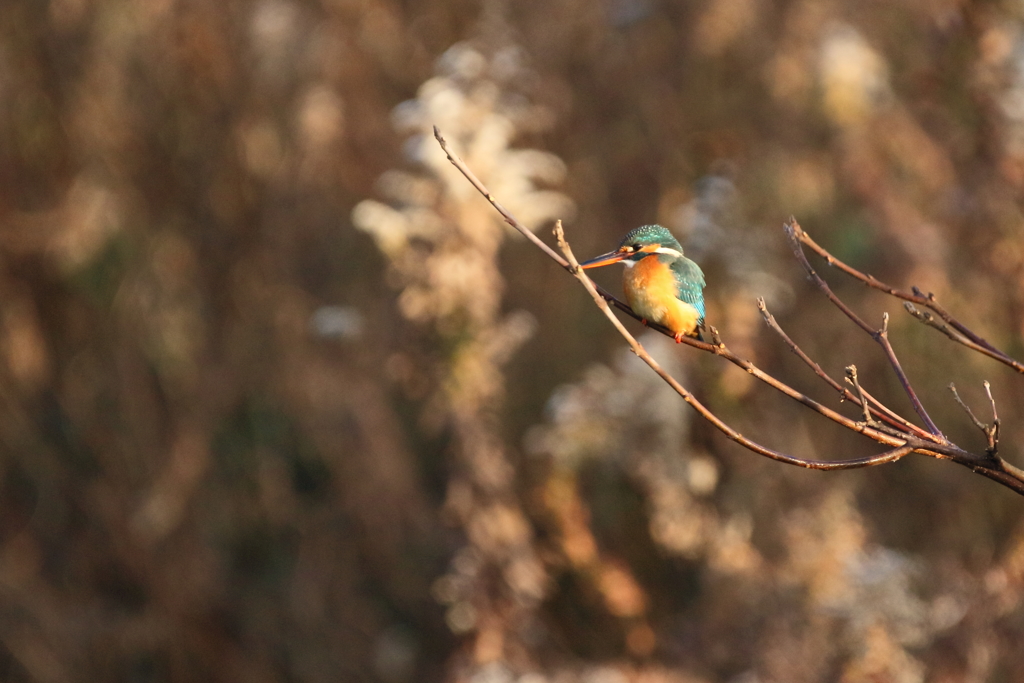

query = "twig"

[
  {"left": 984, "top": 381, "right": 999, "bottom": 424},
  {"left": 949, "top": 383, "right": 986, "bottom": 432},
  {"left": 789, "top": 219, "right": 1024, "bottom": 373},
  {"left": 977, "top": 382, "right": 999, "bottom": 457},
  {"left": 904, "top": 304, "right": 963, "bottom": 342},
  {"left": 876, "top": 313, "right": 943, "bottom": 437},
  {"left": 758, "top": 298, "right": 939, "bottom": 443},
  {"left": 950, "top": 381, "right": 1008, "bottom": 462},
  {"left": 434, "top": 128, "right": 566, "bottom": 265},
  {"left": 846, "top": 366, "right": 873, "bottom": 424},
  {"left": 784, "top": 220, "right": 942, "bottom": 436},
  {"left": 984, "top": 382, "right": 1002, "bottom": 458},
  {"left": 843, "top": 366, "right": 917, "bottom": 440}
]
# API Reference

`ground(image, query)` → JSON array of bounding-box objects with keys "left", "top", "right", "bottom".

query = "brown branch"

[
  {"left": 782, "top": 218, "right": 1024, "bottom": 487},
  {"left": 949, "top": 383, "right": 986, "bottom": 433},
  {"left": 983, "top": 382, "right": 1004, "bottom": 460},
  {"left": 433, "top": 128, "right": 1024, "bottom": 496},
  {"left": 950, "top": 381, "right": 1004, "bottom": 461},
  {"left": 435, "top": 126, "right": 569, "bottom": 268},
  {"left": 784, "top": 220, "right": 942, "bottom": 436},
  {"left": 846, "top": 366, "right": 874, "bottom": 424},
  {"left": 984, "top": 381, "right": 999, "bottom": 425},
  {"left": 789, "top": 219, "right": 1024, "bottom": 373},
  {"left": 757, "top": 298, "right": 940, "bottom": 443},
  {"left": 876, "top": 312, "right": 943, "bottom": 437}
]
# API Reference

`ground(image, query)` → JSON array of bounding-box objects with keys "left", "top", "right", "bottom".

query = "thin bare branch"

[
  {"left": 435, "top": 127, "right": 568, "bottom": 267},
  {"left": 785, "top": 220, "right": 942, "bottom": 436},
  {"left": 758, "top": 298, "right": 939, "bottom": 443},
  {"left": 876, "top": 313, "right": 943, "bottom": 437},
  {"left": 789, "top": 218, "right": 1024, "bottom": 373},
  {"left": 984, "top": 381, "right": 999, "bottom": 424},
  {"left": 979, "top": 381, "right": 1001, "bottom": 457},
  {"left": 904, "top": 303, "right": 962, "bottom": 341},
  {"left": 846, "top": 366, "right": 873, "bottom": 424},
  {"left": 949, "top": 383, "right": 986, "bottom": 432}
]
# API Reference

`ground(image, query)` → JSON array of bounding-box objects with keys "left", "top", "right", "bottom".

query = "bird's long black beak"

[{"left": 579, "top": 249, "right": 629, "bottom": 269}]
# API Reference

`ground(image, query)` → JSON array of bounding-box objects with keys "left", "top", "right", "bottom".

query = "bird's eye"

[{"left": 629, "top": 244, "right": 640, "bottom": 252}]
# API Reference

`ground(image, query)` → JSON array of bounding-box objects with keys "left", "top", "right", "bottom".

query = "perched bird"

[{"left": 580, "top": 224, "right": 706, "bottom": 342}]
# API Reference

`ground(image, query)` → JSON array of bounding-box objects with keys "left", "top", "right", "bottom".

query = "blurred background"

[{"left": 3, "top": 0, "right": 1024, "bottom": 681}]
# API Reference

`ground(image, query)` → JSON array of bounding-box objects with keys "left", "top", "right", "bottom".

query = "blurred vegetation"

[{"left": 2, "top": 0, "right": 1024, "bottom": 681}]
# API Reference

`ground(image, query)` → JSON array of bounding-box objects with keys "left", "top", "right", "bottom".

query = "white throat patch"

[{"left": 620, "top": 247, "right": 682, "bottom": 267}]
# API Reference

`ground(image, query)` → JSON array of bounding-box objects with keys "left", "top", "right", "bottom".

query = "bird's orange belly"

[{"left": 624, "top": 258, "right": 701, "bottom": 337}]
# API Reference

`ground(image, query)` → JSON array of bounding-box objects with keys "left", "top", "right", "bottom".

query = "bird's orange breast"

[{"left": 624, "top": 257, "right": 701, "bottom": 337}]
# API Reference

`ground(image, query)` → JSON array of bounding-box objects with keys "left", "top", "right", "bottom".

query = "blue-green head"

[{"left": 580, "top": 224, "right": 685, "bottom": 268}]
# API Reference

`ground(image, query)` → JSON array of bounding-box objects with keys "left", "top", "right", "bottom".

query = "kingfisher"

[{"left": 580, "top": 224, "right": 706, "bottom": 342}]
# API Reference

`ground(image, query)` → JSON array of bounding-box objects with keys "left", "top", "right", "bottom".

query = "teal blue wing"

[{"left": 672, "top": 258, "right": 706, "bottom": 327}]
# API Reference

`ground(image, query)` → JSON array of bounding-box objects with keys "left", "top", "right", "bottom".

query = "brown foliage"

[{"left": 2, "top": 1, "right": 1024, "bottom": 681}]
